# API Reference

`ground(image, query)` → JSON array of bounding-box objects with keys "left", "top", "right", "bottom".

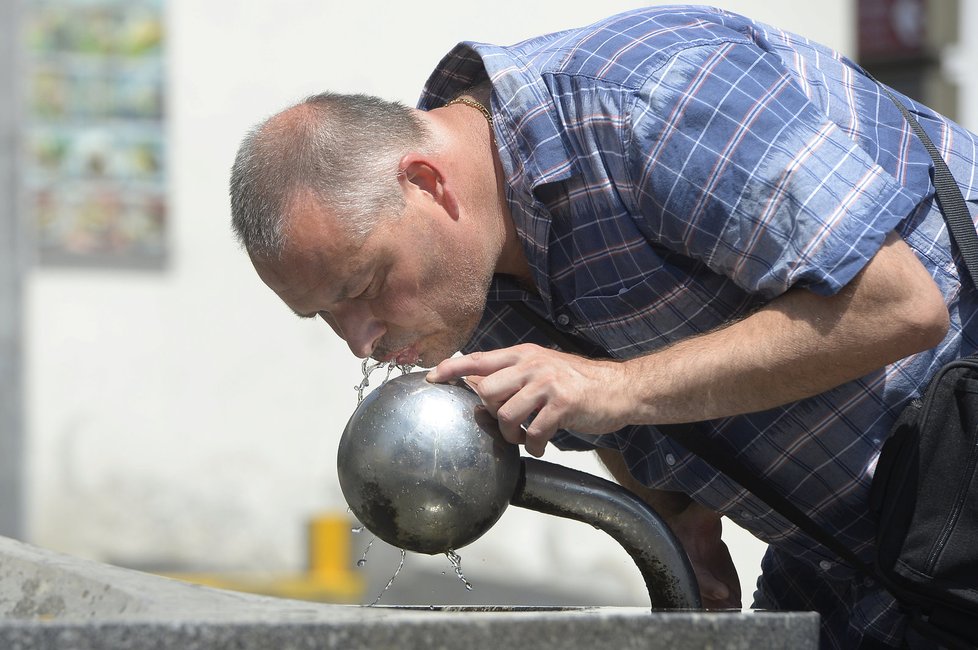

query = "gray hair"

[{"left": 229, "top": 92, "right": 431, "bottom": 258}]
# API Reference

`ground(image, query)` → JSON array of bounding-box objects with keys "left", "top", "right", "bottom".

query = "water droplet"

[
  {"left": 351, "top": 525, "right": 364, "bottom": 534},
  {"left": 357, "top": 537, "right": 375, "bottom": 568}
]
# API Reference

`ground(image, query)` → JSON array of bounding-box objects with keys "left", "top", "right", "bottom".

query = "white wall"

[
  {"left": 26, "top": 0, "right": 855, "bottom": 604},
  {"left": 945, "top": 1, "right": 978, "bottom": 133}
]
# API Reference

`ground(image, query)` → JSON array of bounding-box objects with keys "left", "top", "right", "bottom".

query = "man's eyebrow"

[{"left": 288, "top": 271, "right": 360, "bottom": 320}]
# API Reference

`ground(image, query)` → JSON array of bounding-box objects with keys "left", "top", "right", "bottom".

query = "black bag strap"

[
  {"left": 875, "top": 84, "right": 978, "bottom": 287},
  {"left": 504, "top": 79, "right": 978, "bottom": 578}
]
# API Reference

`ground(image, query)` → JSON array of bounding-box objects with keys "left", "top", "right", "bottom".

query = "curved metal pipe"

[{"left": 512, "top": 457, "right": 701, "bottom": 610}]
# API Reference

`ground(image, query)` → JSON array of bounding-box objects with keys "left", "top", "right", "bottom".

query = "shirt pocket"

[{"left": 563, "top": 269, "right": 727, "bottom": 358}]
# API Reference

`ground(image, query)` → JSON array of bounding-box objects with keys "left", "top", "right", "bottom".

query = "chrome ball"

[{"left": 337, "top": 371, "right": 521, "bottom": 554}]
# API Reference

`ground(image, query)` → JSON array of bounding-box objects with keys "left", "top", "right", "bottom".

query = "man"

[{"left": 230, "top": 6, "right": 977, "bottom": 648}]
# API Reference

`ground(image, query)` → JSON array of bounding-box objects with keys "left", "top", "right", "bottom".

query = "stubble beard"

[{"left": 417, "top": 256, "right": 495, "bottom": 367}]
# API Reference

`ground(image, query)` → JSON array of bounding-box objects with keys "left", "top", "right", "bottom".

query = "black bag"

[
  {"left": 870, "top": 357, "right": 978, "bottom": 648},
  {"left": 866, "top": 84, "right": 978, "bottom": 649}
]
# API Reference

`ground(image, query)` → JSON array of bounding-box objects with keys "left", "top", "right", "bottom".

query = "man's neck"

[
  {"left": 425, "top": 89, "right": 536, "bottom": 292},
  {"left": 464, "top": 86, "right": 536, "bottom": 291}
]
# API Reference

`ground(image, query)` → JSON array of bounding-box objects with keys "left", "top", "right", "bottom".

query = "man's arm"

[
  {"left": 428, "top": 231, "right": 950, "bottom": 456},
  {"left": 595, "top": 448, "right": 742, "bottom": 609}
]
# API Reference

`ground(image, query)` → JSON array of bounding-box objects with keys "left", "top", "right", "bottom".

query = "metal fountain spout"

[{"left": 337, "top": 371, "right": 701, "bottom": 609}]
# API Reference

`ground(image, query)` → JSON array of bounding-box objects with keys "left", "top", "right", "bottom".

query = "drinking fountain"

[{"left": 337, "top": 371, "right": 702, "bottom": 609}]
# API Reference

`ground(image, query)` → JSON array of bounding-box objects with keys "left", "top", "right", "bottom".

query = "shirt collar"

[{"left": 418, "top": 41, "right": 578, "bottom": 190}]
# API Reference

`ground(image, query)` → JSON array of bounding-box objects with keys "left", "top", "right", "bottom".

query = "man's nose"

[{"left": 328, "top": 303, "right": 385, "bottom": 359}]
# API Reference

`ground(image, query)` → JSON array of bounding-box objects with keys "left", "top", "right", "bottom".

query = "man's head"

[
  {"left": 230, "top": 92, "right": 512, "bottom": 367},
  {"left": 230, "top": 92, "right": 429, "bottom": 256}
]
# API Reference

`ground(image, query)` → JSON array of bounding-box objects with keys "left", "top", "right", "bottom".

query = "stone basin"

[{"left": 0, "top": 535, "right": 819, "bottom": 649}]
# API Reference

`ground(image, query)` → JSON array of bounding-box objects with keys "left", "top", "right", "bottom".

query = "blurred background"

[{"left": 0, "top": 0, "right": 970, "bottom": 608}]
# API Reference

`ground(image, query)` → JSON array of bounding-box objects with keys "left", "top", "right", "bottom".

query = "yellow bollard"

[
  {"left": 163, "top": 512, "right": 364, "bottom": 602},
  {"left": 308, "top": 513, "right": 355, "bottom": 581}
]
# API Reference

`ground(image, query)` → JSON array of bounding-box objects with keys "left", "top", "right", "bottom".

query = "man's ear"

[{"left": 398, "top": 153, "right": 459, "bottom": 220}]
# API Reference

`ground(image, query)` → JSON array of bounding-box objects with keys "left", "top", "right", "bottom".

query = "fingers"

[
  {"left": 427, "top": 346, "right": 560, "bottom": 453},
  {"left": 425, "top": 344, "right": 592, "bottom": 458},
  {"left": 427, "top": 349, "right": 521, "bottom": 383},
  {"left": 523, "top": 435, "right": 547, "bottom": 458},
  {"left": 694, "top": 566, "right": 742, "bottom": 609},
  {"left": 471, "top": 365, "right": 567, "bottom": 452},
  {"left": 669, "top": 508, "right": 744, "bottom": 610},
  {"left": 472, "top": 367, "right": 551, "bottom": 451},
  {"left": 476, "top": 366, "right": 532, "bottom": 418},
  {"left": 696, "top": 570, "right": 731, "bottom": 602}
]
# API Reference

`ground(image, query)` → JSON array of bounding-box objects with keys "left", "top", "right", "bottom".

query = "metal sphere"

[{"left": 337, "top": 371, "right": 521, "bottom": 554}]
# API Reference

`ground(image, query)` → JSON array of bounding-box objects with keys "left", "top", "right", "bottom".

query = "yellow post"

[
  {"left": 161, "top": 512, "right": 364, "bottom": 602},
  {"left": 308, "top": 513, "right": 353, "bottom": 580}
]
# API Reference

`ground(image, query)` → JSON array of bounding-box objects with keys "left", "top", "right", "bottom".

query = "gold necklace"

[{"left": 445, "top": 96, "right": 493, "bottom": 128}]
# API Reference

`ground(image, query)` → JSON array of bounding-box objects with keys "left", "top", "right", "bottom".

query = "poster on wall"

[{"left": 24, "top": 0, "right": 166, "bottom": 268}]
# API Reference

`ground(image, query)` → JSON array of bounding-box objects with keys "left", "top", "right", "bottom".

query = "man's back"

[{"left": 418, "top": 6, "right": 978, "bottom": 647}]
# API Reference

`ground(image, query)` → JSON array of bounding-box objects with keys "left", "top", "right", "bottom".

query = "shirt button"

[
  {"left": 556, "top": 313, "right": 570, "bottom": 326},
  {"left": 665, "top": 453, "right": 676, "bottom": 466},
  {"left": 819, "top": 560, "right": 833, "bottom": 571}
]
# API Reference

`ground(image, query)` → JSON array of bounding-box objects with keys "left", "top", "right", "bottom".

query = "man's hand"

[
  {"left": 669, "top": 502, "right": 743, "bottom": 609},
  {"left": 596, "top": 448, "right": 741, "bottom": 608},
  {"left": 428, "top": 344, "right": 629, "bottom": 457}
]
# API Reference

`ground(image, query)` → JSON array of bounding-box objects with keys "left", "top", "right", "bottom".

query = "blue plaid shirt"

[{"left": 419, "top": 6, "right": 978, "bottom": 648}]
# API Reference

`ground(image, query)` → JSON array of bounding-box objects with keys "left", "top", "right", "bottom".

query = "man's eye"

[{"left": 358, "top": 273, "right": 384, "bottom": 300}]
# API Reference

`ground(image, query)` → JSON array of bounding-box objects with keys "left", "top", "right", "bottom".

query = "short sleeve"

[{"left": 625, "top": 41, "right": 922, "bottom": 299}]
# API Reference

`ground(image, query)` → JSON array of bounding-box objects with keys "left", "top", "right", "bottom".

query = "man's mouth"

[{"left": 380, "top": 345, "right": 420, "bottom": 366}]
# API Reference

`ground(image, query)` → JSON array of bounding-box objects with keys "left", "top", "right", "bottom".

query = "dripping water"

[
  {"left": 446, "top": 550, "right": 473, "bottom": 591},
  {"left": 369, "top": 549, "right": 407, "bottom": 606},
  {"left": 354, "top": 359, "right": 414, "bottom": 403},
  {"left": 357, "top": 537, "right": 375, "bottom": 567}
]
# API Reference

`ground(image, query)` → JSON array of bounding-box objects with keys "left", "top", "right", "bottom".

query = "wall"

[
  {"left": 26, "top": 0, "right": 855, "bottom": 604},
  {"left": 946, "top": 1, "right": 977, "bottom": 129}
]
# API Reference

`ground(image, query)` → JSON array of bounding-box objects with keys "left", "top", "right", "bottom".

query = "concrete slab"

[{"left": 0, "top": 536, "right": 819, "bottom": 649}]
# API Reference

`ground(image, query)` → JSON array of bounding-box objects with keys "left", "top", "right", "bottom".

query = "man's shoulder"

[
  {"left": 420, "top": 6, "right": 758, "bottom": 106},
  {"left": 505, "top": 7, "right": 755, "bottom": 87}
]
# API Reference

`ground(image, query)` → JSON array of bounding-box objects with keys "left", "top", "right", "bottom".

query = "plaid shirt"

[{"left": 419, "top": 6, "right": 978, "bottom": 648}]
